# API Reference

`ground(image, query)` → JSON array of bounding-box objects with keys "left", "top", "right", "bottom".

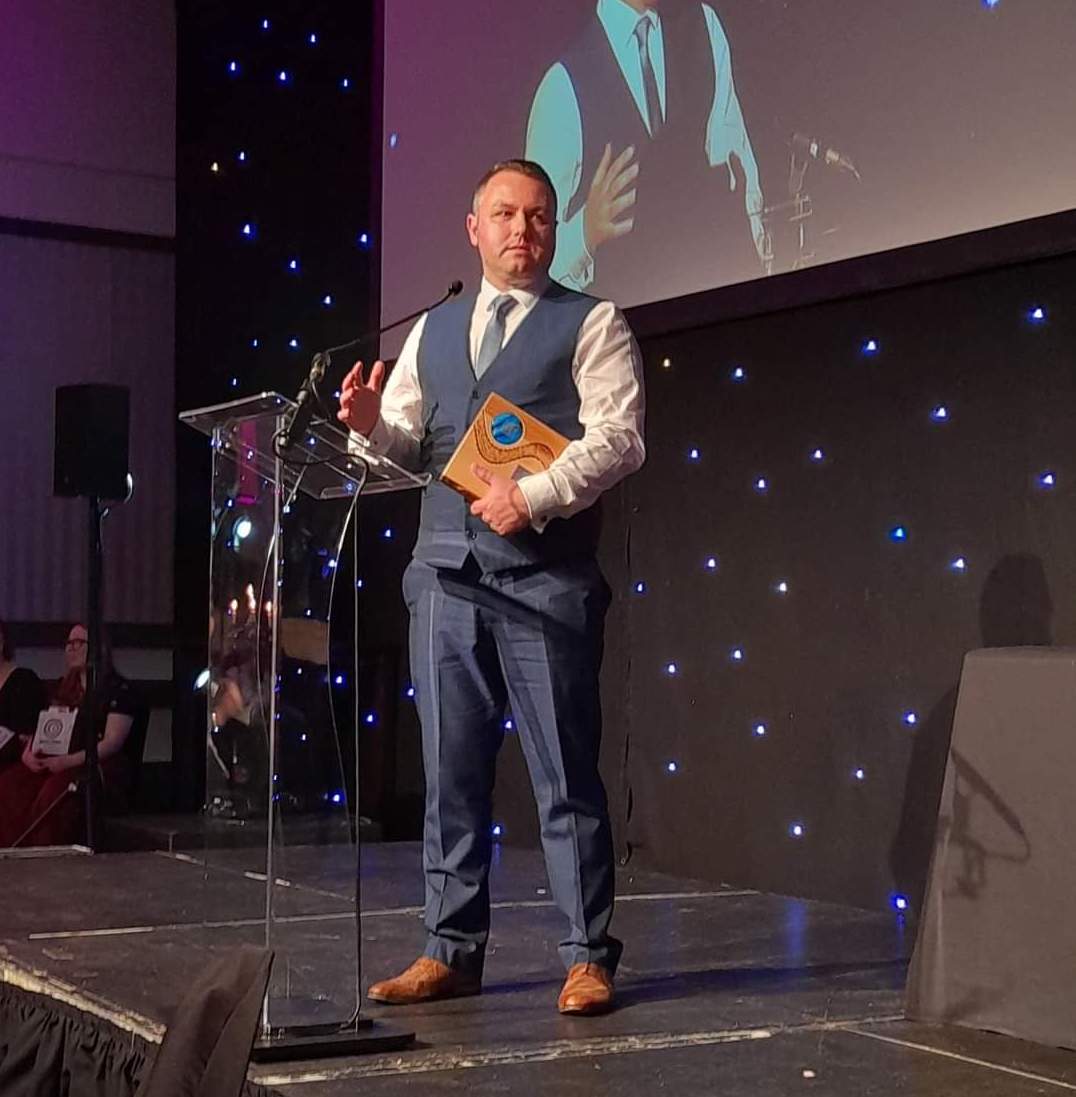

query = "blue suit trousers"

[{"left": 403, "top": 553, "right": 622, "bottom": 978}]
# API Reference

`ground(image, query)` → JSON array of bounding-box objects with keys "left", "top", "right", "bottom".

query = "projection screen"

[{"left": 382, "top": 0, "right": 1076, "bottom": 342}]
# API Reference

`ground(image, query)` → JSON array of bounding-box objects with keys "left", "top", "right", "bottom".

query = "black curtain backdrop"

[{"left": 492, "top": 248, "right": 1075, "bottom": 915}]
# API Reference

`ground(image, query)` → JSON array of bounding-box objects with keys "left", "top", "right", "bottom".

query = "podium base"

[{"left": 251, "top": 1017, "right": 415, "bottom": 1063}]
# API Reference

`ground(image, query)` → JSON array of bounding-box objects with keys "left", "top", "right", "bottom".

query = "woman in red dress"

[{"left": 0, "top": 624, "right": 138, "bottom": 847}]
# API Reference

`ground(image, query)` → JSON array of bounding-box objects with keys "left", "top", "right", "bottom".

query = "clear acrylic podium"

[{"left": 180, "top": 392, "right": 427, "bottom": 1059}]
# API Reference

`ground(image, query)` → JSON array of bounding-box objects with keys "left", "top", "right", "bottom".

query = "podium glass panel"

[{"left": 181, "top": 393, "right": 427, "bottom": 1040}]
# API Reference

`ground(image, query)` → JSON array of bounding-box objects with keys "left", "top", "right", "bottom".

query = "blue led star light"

[
  {"left": 753, "top": 723, "right": 767, "bottom": 738},
  {"left": 688, "top": 447, "right": 701, "bottom": 461},
  {"left": 889, "top": 525, "right": 908, "bottom": 542},
  {"left": 705, "top": 556, "right": 718, "bottom": 571},
  {"left": 308, "top": 32, "right": 318, "bottom": 45},
  {"left": 227, "top": 60, "right": 240, "bottom": 75},
  {"left": 288, "top": 337, "right": 299, "bottom": 349},
  {"left": 731, "top": 365, "right": 747, "bottom": 382},
  {"left": 633, "top": 580, "right": 647, "bottom": 595},
  {"left": 862, "top": 338, "right": 879, "bottom": 356},
  {"left": 665, "top": 662, "right": 678, "bottom": 676},
  {"left": 903, "top": 711, "right": 919, "bottom": 727},
  {"left": 891, "top": 893, "right": 910, "bottom": 912},
  {"left": 405, "top": 685, "right": 415, "bottom": 699},
  {"left": 287, "top": 258, "right": 300, "bottom": 272},
  {"left": 809, "top": 447, "right": 825, "bottom": 463},
  {"left": 277, "top": 70, "right": 291, "bottom": 84},
  {"left": 730, "top": 647, "right": 745, "bottom": 662},
  {"left": 950, "top": 556, "right": 967, "bottom": 572},
  {"left": 382, "top": 527, "right": 394, "bottom": 539},
  {"left": 357, "top": 232, "right": 373, "bottom": 249},
  {"left": 666, "top": 761, "right": 679, "bottom": 773},
  {"left": 241, "top": 222, "right": 256, "bottom": 239},
  {"left": 1028, "top": 305, "right": 1045, "bottom": 323},
  {"left": 853, "top": 767, "right": 866, "bottom": 781},
  {"left": 260, "top": 17, "right": 271, "bottom": 30},
  {"left": 492, "top": 823, "right": 504, "bottom": 837},
  {"left": 389, "top": 133, "right": 399, "bottom": 149},
  {"left": 754, "top": 476, "right": 769, "bottom": 494},
  {"left": 237, "top": 150, "right": 247, "bottom": 163},
  {"left": 322, "top": 294, "right": 333, "bottom": 306},
  {"left": 774, "top": 579, "right": 789, "bottom": 594},
  {"left": 364, "top": 712, "right": 377, "bottom": 725},
  {"left": 503, "top": 717, "right": 514, "bottom": 731},
  {"left": 341, "top": 77, "right": 352, "bottom": 90},
  {"left": 1038, "top": 470, "right": 1056, "bottom": 490},
  {"left": 334, "top": 674, "right": 345, "bottom": 685},
  {"left": 789, "top": 822, "right": 805, "bottom": 838},
  {"left": 930, "top": 405, "right": 949, "bottom": 422}
]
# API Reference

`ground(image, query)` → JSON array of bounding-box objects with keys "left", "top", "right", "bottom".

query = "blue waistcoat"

[{"left": 414, "top": 281, "right": 602, "bottom": 572}]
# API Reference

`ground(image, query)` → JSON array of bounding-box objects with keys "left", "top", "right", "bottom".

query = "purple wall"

[
  {"left": 0, "top": 0, "right": 175, "bottom": 235},
  {"left": 0, "top": 2, "right": 175, "bottom": 626}
]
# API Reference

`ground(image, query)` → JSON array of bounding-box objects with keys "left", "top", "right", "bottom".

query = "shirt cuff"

[
  {"left": 560, "top": 209, "right": 595, "bottom": 288},
  {"left": 516, "top": 472, "right": 558, "bottom": 533},
  {"left": 349, "top": 416, "right": 391, "bottom": 455}
]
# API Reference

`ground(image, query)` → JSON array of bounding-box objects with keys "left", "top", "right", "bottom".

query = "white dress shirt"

[
  {"left": 525, "top": 0, "right": 764, "bottom": 290},
  {"left": 355, "top": 277, "right": 646, "bottom": 529}
]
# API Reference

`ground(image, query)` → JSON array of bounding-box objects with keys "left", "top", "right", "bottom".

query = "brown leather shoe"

[
  {"left": 367, "top": 957, "right": 481, "bottom": 1005},
  {"left": 557, "top": 962, "right": 615, "bottom": 1015}
]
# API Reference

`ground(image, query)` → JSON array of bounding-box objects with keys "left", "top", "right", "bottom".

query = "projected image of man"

[{"left": 526, "top": 0, "right": 765, "bottom": 304}]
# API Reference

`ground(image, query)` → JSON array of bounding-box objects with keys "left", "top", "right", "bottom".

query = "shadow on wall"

[{"left": 889, "top": 553, "right": 1053, "bottom": 915}]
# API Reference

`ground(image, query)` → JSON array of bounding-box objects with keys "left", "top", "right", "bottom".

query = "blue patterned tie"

[{"left": 474, "top": 293, "right": 518, "bottom": 379}]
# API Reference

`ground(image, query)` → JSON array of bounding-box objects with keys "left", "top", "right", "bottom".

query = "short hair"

[
  {"left": 472, "top": 159, "right": 557, "bottom": 218},
  {"left": 0, "top": 617, "right": 13, "bottom": 662}
]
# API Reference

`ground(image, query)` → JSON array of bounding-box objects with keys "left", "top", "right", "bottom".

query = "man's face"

[{"left": 466, "top": 171, "right": 555, "bottom": 291}]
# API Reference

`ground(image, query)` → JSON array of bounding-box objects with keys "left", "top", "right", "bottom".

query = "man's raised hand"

[
  {"left": 337, "top": 360, "right": 385, "bottom": 436},
  {"left": 583, "top": 143, "right": 638, "bottom": 256}
]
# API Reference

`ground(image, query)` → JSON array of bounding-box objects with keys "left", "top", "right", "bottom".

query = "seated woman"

[
  {"left": 0, "top": 617, "right": 48, "bottom": 766},
  {"left": 0, "top": 623, "right": 139, "bottom": 848}
]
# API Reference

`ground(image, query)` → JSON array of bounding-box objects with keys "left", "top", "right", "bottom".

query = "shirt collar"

[
  {"left": 598, "top": 0, "right": 659, "bottom": 47},
  {"left": 477, "top": 275, "right": 547, "bottom": 314}
]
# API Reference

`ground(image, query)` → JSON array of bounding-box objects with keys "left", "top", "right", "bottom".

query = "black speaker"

[{"left": 53, "top": 384, "right": 130, "bottom": 499}]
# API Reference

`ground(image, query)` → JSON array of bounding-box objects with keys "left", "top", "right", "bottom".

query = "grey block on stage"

[{"left": 906, "top": 647, "right": 1076, "bottom": 1051}]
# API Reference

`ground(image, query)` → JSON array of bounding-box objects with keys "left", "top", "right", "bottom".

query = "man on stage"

[{"left": 337, "top": 159, "right": 645, "bottom": 1015}]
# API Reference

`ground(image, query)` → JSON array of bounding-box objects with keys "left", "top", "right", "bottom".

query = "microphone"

[
  {"left": 278, "top": 280, "right": 463, "bottom": 454},
  {"left": 790, "top": 132, "right": 861, "bottom": 180}
]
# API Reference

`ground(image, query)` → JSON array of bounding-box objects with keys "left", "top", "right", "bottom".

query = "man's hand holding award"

[{"left": 440, "top": 393, "right": 569, "bottom": 536}]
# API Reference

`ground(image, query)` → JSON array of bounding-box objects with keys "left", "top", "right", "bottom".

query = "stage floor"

[{"left": 2, "top": 839, "right": 1075, "bottom": 1095}]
